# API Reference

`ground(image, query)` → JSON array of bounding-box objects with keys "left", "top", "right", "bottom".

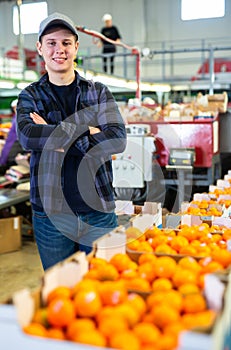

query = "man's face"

[
  {"left": 105, "top": 19, "right": 112, "bottom": 27},
  {"left": 36, "top": 27, "right": 79, "bottom": 74}
]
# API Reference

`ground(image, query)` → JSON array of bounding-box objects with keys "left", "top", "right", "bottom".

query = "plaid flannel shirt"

[{"left": 16, "top": 72, "right": 126, "bottom": 214}]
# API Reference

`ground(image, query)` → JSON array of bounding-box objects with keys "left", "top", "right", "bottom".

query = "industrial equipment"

[
  {"left": 168, "top": 148, "right": 195, "bottom": 166},
  {"left": 112, "top": 124, "right": 157, "bottom": 202}
]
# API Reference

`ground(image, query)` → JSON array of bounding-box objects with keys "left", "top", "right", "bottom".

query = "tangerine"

[
  {"left": 47, "top": 297, "right": 75, "bottom": 328},
  {"left": 138, "top": 252, "right": 157, "bottom": 265},
  {"left": 109, "top": 253, "right": 132, "bottom": 272},
  {"left": 178, "top": 283, "right": 200, "bottom": 295},
  {"left": 137, "top": 241, "right": 154, "bottom": 253},
  {"left": 154, "top": 256, "right": 177, "bottom": 278},
  {"left": 47, "top": 327, "right": 65, "bottom": 340},
  {"left": 126, "top": 239, "right": 141, "bottom": 251},
  {"left": 109, "top": 330, "right": 141, "bottom": 350},
  {"left": 114, "top": 302, "right": 141, "bottom": 327},
  {"left": 152, "top": 277, "right": 173, "bottom": 292},
  {"left": 144, "top": 226, "right": 162, "bottom": 238},
  {"left": 98, "top": 315, "right": 129, "bottom": 338},
  {"left": 66, "top": 318, "right": 96, "bottom": 340},
  {"left": 200, "top": 260, "right": 224, "bottom": 274},
  {"left": 138, "top": 262, "right": 156, "bottom": 282},
  {"left": 169, "top": 236, "right": 189, "bottom": 252},
  {"left": 96, "top": 263, "right": 120, "bottom": 281},
  {"left": 47, "top": 286, "right": 72, "bottom": 304},
  {"left": 32, "top": 307, "right": 49, "bottom": 327},
  {"left": 133, "top": 322, "right": 160, "bottom": 345},
  {"left": 126, "top": 293, "right": 147, "bottom": 317},
  {"left": 182, "top": 293, "right": 206, "bottom": 313},
  {"left": 211, "top": 249, "right": 231, "bottom": 268},
  {"left": 156, "top": 333, "right": 178, "bottom": 350},
  {"left": 155, "top": 244, "right": 176, "bottom": 255},
  {"left": 73, "top": 329, "right": 107, "bottom": 347},
  {"left": 172, "top": 267, "right": 198, "bottom": 288},
  {"left": 23, "top": 322, "right": 48, "bottom": 337},
  {"left": 150, "top": 234, "right": 169, "bottom": 249},
  {"left": 178, "top": 256, "right": 202, "bottom": 273},
  {"left": 98, "top": 281, "right": 127, "bottom": 306},
  {"left": 151, "top": 303, "right": 180, "bottom": 328},
  {"left": 125, "top": 277, "right": 151, "bottom": 292},
  {"left": 73, "top": 289, "right": 102, "bottom": 318}
]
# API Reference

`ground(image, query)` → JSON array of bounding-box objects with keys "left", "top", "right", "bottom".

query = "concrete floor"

[{"left": 0, "top": 236, "right": 44, "bottom": 303}]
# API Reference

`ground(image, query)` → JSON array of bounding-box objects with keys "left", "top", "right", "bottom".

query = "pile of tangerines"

[
  {"left": 183, "top": 200, "right": 223, "bottom": 216},
  {"left": 209, "top": 187, "right": 231, "bottom": 208},
  {"left": 23, "top": 247, "right": 226, "bottom": 350},
  {"left": 126, "top": 224, "right": 231, "bottom": 260}
]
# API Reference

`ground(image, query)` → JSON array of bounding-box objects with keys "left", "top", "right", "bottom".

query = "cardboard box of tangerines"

[{"left": 12, "top": 213, "right": 231, "bottom": 350}]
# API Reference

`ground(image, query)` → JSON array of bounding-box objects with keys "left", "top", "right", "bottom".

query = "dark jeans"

[{"left": 33, "top": 209, "right": 118, "bottom": 270}]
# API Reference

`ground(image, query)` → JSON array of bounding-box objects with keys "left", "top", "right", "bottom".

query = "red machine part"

[{"left": 128, "top": 118, "right": 219, "bottom": 168}]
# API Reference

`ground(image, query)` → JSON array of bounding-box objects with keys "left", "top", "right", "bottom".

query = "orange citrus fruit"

[
  {"left": 23, "top": 323, "right": 48, "bottom": 337},
  {"left": 66, "top": 318, "right": 96, "bottom": 341},
  {"left": 138, "top": 262, "right": 156, "bottom": 282},
  {"left": 169, "top": 236, "right": 189, "bottom": 252},
  {"left": 109, "top": 253, "right": 132, "bottom": 272},
  {"left": 152, "top": 277, "right": 173, "bottom": 292},
  {"left": 73, "top": 329, "right": 107, "bottom": 347},
  {"left": 178, "top": 283, "right": 200, "bottom": 295},
  {"left": 73, "top": 289, "right": 102, "bottom": 318},
  {"left": 109, "top": 330, "right": 141, "bottom": 350},
  {"left": 172, "top": 267, "right": 198, "bottom": 288},
  {"left": 154, "top": 256, "right": 177, "bottom": 278},
  {"left": 47, "top": 297, "right": 75, "bottom": 328},
  {"left": 133, "top": 322, "right": 160, "bottom": 345},
  {"left": 126, "top": 293, "right": 147, "bottom": 318},
  {"left": 182, "top": 293, "right": 207, "bottom": 313},
  {"left": 98, "top": 281, "right": 127, "bottom": 306},
  {"left": 32, "top": 308, "right": 49, "bottom": 327},
  {"left": 47, "top": 327, "right": 65, "bottom": 340},
  {"left": 98, "top": 315, "right": 129, "bottom": 338},
  {"left": 178, "top": 256, "right": 202, "bottom": 273},
  {"left": 151, "top": 303, "right": 180, "bottom": 329},
  {"left": 138, "top": 252, "right": 157, "bottom": 265},
  {"left": 47, "top": 286, "right": 72, "bottom": 304}
]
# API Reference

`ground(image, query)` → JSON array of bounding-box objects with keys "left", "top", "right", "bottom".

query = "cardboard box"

[
  {"left": 0, "top": 216, "right": 21, "bottom": 254},
  {"left": 115, "top": 201, "right": 162, "bottom": 228}
]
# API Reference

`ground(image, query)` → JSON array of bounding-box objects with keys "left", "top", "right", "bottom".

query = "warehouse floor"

[{"left": 0, "top": 236, "right": 43, "bottom": 303}]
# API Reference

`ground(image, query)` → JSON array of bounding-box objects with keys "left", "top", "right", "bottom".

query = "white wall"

[{"left": 1, "top": 0, "right": 230, "bottom": 51}]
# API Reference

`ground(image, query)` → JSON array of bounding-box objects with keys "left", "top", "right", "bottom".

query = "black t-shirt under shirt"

[{"left": 49, "top": 81, "right": 95, "bottom": 214}]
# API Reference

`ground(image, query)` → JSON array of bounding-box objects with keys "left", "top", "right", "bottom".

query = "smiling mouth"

[{"left": 53, "top": 58, "right": 67, "bottom": 62}]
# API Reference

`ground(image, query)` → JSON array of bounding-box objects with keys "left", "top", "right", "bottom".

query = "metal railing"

[{"left": 1, "top": 36, "right": 231, "bottom": 94}]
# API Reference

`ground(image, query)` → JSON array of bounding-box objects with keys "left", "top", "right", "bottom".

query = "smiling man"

[{"left": 16, "top": 13, "right": 127, "bottom": 270}]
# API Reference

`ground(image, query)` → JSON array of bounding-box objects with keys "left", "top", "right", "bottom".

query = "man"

[
  {"left": 100, "top": 13, "right": 121, "bottom": 74},
  {"left": 16, "top": 12, "right": 126, "bottom": 270}
]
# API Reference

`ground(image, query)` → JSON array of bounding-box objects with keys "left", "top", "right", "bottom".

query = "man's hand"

[
  {"left": 89, "top": 126, "right": 101, "bottom": 135},
  {"left": 30, "top": 112, "right": 64, "bottom": 152},
  {"left": 30, "top": 112, "right": 47, "bottom": 125}
]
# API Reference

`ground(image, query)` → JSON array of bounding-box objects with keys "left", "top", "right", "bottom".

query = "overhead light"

[
  {"left": 17, "top": 82, "right": 30, "bottom": 89},
  {"left": 0, "top": 81, "right": 15, "bottom": 89}
]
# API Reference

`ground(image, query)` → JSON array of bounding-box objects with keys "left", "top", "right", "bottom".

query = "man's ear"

[{"left": 36, "top": 41, "right": 42, "bottom": 56}]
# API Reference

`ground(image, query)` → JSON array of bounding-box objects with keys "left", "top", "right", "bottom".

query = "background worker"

[
  {"left": 16, "top": 12, "right": 126, "bottom": 270},
  {"left": 0, "top": 99, "right": 23, "bottom": 173},
  {"left": 99, "top": 13, "right": 121, "bottom": 74}
]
